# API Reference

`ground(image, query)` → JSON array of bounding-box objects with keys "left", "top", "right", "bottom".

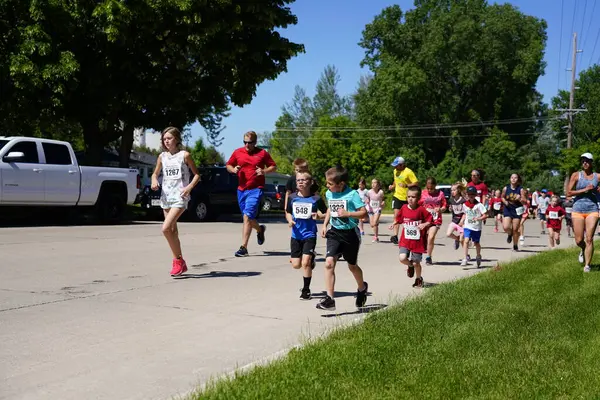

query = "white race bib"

[
  {"left": 493, "top": 203, "right": 501, "bottom": 211},
  {"left": 566, "top": 207, "right": 573, "bottom": 214},
  {"left": 163, "top": 160, "right": 182, "bottom": 181},
  {"left": 329, "top": 199, "right": 347, "bottom": 217},
  {"left": 404, "top": 225, "right": 421, "bottom": 240},
  {"left": 476, "top": 196, "right": 481, "bottom": 203},
  {"left": 370, "top": 200, "right": 380, "bottom": 209},
  {"left": 516, "top": 206, "right": 525, "bottom": 216},
  {"left": 548, "top": 211, "right": 559, "bottom": 219},
  {"left": 293, "top": 203, "right": 312, "bottom": 220},
  {"left": 427, "top": 209, "right": 438, "bottom": 220}
]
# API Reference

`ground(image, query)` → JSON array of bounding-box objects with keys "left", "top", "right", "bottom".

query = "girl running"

[
  {"left": 357, "top": 178, "right": 369, "bottom": 236},
  {"left": 419, "top": 177, "right": 447, "bottom": 265},
  {"left": 151, "top": 127, "right": 201, "bottom": 277},
  {"left": 501, "top": 173, "right": 525, "bottom": 251},
  {"left": 545, "top": 195, "right": 565, "bottom": 249},
  {"left": 488, "top": 189, "right": 503, "bottom": 232},
  {"left": 567, "top": 152, "right": 600, "bottom": 272},
  {"left": 446, "top": 182, "right": 466, "bottom": 251},
  {"left": 366, "top": 178, "right": 385, "bottom": 242},
  {"left": 518, "top": 188, "right": 530, "bottom": 247}
]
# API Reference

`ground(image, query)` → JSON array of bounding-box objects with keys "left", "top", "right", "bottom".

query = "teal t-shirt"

[{"left": 326, "top": 186, "right": 365, "bottom": 230}]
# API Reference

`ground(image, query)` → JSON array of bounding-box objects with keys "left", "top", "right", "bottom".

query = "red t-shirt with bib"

[
  {"left": 545, "top": 205, "right": 565, "bottom": 230},
  {"left": 396, "top": 205, "right": 433, "bottom": 253}
]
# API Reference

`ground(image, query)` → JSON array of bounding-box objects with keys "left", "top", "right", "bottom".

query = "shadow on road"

[
  {"left": 320, "top": 303, "right": 387, "bottom": 318},
  {"left": 173, "top": 271, "right": 262, "bottom": 279},
  {"left": 311, "top": 291, "right": 372, "bottom": 299}
]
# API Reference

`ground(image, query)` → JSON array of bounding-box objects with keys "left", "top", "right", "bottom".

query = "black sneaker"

[
  {"left": 412, "top": 277, "right": 424, "bottom": 288},
  {"left": 507, "top": 234, "right": 512, "bottom": 244},
  {"left": 355, "top": 281, "right": 368, "bottom": 308},
  {"left": 513, "top": 244, "right": 519, "bottom": 252},
  {"left": 316, "top": 295, "right": 336, "bottom": 311},
  {"left": 235, "top": 246, "right": 249, "bottom": 257},
  {"left": 425, "top": 256, "right": 433, "bottom": 265},
  {"left": 257, "top": 225, "right": 266, "bottom": 245},
  {"left": 299, "top": 288, "right": 311, "bottom": 300},
  {"left": 390, "top": 235, "right": 399, "bottom": 245},
  {"left": 476, "top": 255, "right": 482, "bottom": 268},
  {"left": 454, "top": 240, "right": 460, "bottom": 250},
  {"left": 407, "top": 264, "right": 415, "bottom": 278}
]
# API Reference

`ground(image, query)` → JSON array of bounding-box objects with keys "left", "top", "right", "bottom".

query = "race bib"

[
  {"left": 516, "top": 206, "right": 525, "bottom": 216},
  {"left": 404, "top": 225, "right": 421, "bottom": 240},
  {"left": 163, "top": 161, "right": 182, "bottom": 181},
  {"left": 493, "top": 203, "right": 501, "bottom": 211},
  {"left": 548, "top": 211, "right": 559, "bottom": 219},
  {"left": 293, "top": 203, "right": 312, "bottom": 220},
  {"left": 427, "top": 209, "right": 438, "bottom": 220},
  {"left": 329, "top": 199, "right": 347, "bottom": 217},
  {"left": 476, "top": 196, "right": 481, "bottom": 203},
  {"left": 370, "top": 200, "right": 380, "bottom": 209},
  {"left": 566, "top": 207, "right": 573, "bottom": 214}
]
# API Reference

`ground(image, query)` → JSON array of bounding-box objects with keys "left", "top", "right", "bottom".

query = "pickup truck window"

[
  {"left": 0, "top": 140, "right": 8, "bottom": 151},
  {"left": 42, "top": 142, "right": 72, "bottom": 165},
  {"left": 6, "top": 141, "right": 39, "bottom": 163}
]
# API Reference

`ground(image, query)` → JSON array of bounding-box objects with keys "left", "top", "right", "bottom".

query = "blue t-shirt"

[
  {"left": 286, "top": 193, "right": 327, "bottom": 240},
  {"left": 326, "top": 186, "right": 365, "bottom": 230}
]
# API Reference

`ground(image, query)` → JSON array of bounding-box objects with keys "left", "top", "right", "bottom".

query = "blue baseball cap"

[
  {"left": 541, "top": 189, "right": 548, "bottom": 193},
  {"left": 391, "top": 156, "right": 406, "bottom": 167}
]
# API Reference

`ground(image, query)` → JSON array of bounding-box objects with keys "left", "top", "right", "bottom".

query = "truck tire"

[
  {"left": 189, "top": 198, "right": 213, "bottom": 222},
  {"left": 96, "top": 192, "right": 126, "bottom": 224}
]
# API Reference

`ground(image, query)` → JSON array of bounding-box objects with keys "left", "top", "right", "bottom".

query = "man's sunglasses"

[{"left": 243, "top": 140, "right": 256, "bottom": 145}]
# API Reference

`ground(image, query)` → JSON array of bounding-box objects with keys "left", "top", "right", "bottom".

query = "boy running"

[
  {"left": 318, "top": 166, "right": 369, "bottom": 311},
  {"left": 460, "top": 186, "right": 488, "bottom": 268},
  {"left": 537, "top": 189, "right": 549, "bottom": 234},
  {"left": 390, "top": 187, "right": 433, "bottom": 288},
  {"left": 545, "top": 195, "right": 565, "bottom": 248},
  {"left": 489, "top": 189, "right": 503, "bottom": 232},
  {"left": 446, "top": 182, "right": 466, "bottom": 251},
  {"left": 563, "top": 196, "right": 574, "bottom": 237},
  {"left": 286, "top": 172, "right": 327, "bottom": 300}
]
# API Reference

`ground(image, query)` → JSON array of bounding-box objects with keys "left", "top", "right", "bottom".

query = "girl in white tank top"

[{"left": 151, "top": 127, "right": 201, "bottom": 277}]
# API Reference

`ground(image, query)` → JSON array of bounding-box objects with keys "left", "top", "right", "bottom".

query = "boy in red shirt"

[
  {"left": 390, "top": 187, "right": 433, "bottom": 288},
  {"left": 545, "top": 195, "right": 565, "bottom": 248}
]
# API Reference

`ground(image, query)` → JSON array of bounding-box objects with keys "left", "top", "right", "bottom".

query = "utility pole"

[{"left": 567, "top": 32, "right": 583, "bottom": 149}]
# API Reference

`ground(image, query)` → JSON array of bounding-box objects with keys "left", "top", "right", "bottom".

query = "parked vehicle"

[
  {"left": 262, "top": 184, "right": 286, "bottom": 211},
  {"left": 0, "top": 137, "right": 140, "bottom": 223},
  {"left": 143, "top": 166, "right": 243, "bottom": 221}
]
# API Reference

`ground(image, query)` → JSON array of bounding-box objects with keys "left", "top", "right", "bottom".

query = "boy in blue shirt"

[
  {"left": 286, "top": 171, "right": 327, "bottom": 300},
  {"left": 318, "top": 166, "right": 369, "bottom": 311}
]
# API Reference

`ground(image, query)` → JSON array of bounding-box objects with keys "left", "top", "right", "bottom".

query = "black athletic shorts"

[
  {"left": 325, "top": 227, "right": 361, "bottom": 265},
  {"left": 392, "top": 197, "right": 407, "bottom": 210},
  {"left": 290, "top": 237, "right": 317, "bottom": 258}
]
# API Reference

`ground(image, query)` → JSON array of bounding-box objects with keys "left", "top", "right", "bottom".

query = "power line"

[
  {"left": 558, "top": 0, "right": 565, "bottom": 91},
  {"left": 268, "top": 132, "right": 545, "bottom": 141},
  {"left": 581, "top": 0, "right": 596, "bottom": 50},
  {"left": 565, "top": 0, "right": 578, "bottom": 88},
  {"left": 273, "top": 116, "right": 559, "bottom": 132},
  {"left": 590, "top": 24, "right": 600, "bottom": 66}
]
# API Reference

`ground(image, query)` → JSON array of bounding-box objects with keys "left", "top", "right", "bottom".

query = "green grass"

[{"left": 192, "top": 247, "right": 600, "bottom": 399}]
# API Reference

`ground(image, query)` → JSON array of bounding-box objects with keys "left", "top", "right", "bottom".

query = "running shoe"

[
  {"left": 454, "top": 240, "right": 460, "bottom": 250},
  {"left": 355, "top": 281, "right": 369, "bottom": 308},
  {"left": 584, "top": 265, "right": 591, "bottom": 273},
  {"left": 299, "top": 288, "right": 311, "bottom": 300},
  {"left": 412, "top": 277, "right": 424, "bottom": 288},
  {"left": 425, "top": 256, "right": 433, "bottom": 265},
  {"left": 476, "top": 255, "right": 482, "bottom": 268},
  {"left": 507, "top": 234, "right": 512, "bottom": 244},
  {"left": 181, "top": 259, "right": 188, "bottom": 274},
  {"left": 170, "top": 258, "right": 184, "bottom": 276},
  {"left": 372, "top": 237, "right": 379, "bottom": 243},
  {"left": 519, "top": 236, "right": 525, "bottom": 246},
  {"left": 579, "top": 250, "right": 584, "bottom": 263},
  {"left": 235, "top": 246, "right": 249, "bottom": 257},
  {"left": 390, "top": 235, "right": 399, "bottom": 245},
  {"left": 494, "top": 227, "right": 498, "bottom": 233},
  {"left": 407, "top": 263, "right": 415, "bottom": 278},
  {"left": 556, "top": 238, "right": 561, "bottom": 245},
  {"left": 316, "top": 296, "right": 336, "bottom": 311},
  {"left": 257, "top": 225, "right": 266, "bottom": 245},
  {"left": 513, "top": 244, "right": 519, "bottom": 252},
  {"left": 460, "top": 259, "right": 468, "bottom": 266}
]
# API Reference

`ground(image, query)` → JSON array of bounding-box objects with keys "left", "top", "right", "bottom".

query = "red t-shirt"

[
  {"left": 419, "top": 189, "right": 446, "bottom": 225},
  {"left": 489, "top": 197, "right": 503, "bottom": 212},
  {"left": 226, "top": 147, "right": 276, "bottom": 190},
  {"left": 396, "top": 205, "right": 433, "bottom": 253},
  {"left": 467, "top": 181, "right": 489, "bottom": 203},
  {"left": 545, "top": 205, "right": 565, "bottom": 230}
]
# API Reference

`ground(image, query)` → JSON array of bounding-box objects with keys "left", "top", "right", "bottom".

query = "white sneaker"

[
  {"left": 584, "top": 265, "right": 591, "bottom": 273},
  {"left": 519, "top": 236, "right": 525, "bottom": 245},
  {"left": 579, "top": 251, "right": 584, "bottom": 264},
  {"left": 460, "top": 259, "right": 468, "bottom": 266}
]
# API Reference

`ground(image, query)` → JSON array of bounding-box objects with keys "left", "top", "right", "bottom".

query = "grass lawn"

[{"left": 191, "top": 246, "right": 600, "bottom": 399}]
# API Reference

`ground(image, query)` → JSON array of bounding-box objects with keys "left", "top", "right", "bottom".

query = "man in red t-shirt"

[
  {"left": 467, "top": 169, "right": 489, "bottom": 206},
  {"left": 226, "top": 131, "right": 277, "bottom": 257}
]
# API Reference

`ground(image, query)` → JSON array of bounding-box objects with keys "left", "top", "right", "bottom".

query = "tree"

[
  {"left": 1, "top": 0, "right": 304, "bottom": 166},
  {"left": 189, "top": 138, "right": 225, "bottom": 166},
  {"left": 355, "top": 0, "right": 548, "bottom": 163}
]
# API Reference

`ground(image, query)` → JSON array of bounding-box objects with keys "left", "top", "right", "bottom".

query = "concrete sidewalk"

[{"left": 0, "top": 217, "right": 561, "bottom": 399}]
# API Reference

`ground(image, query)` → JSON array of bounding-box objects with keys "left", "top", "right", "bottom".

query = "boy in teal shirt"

[{"left": 318, "top": 166, "right": 369, "bottom": 311}]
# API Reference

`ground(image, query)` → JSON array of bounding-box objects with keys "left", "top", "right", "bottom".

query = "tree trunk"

[
  {"left": 119, "top": 125, "right": 134, "bottom": 168},
  {"left": 82, "top": 120, "right": 104, "bottom": 166}
]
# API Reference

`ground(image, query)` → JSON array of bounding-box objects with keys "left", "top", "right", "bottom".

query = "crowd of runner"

[{"left": 152, "top": 128, "right": 600, "bottom": 311}]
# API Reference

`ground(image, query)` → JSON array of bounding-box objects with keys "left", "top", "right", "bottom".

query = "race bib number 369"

[
  {"left": 404, "top": 225, "right": 421, "bottom": 240},
  {"left": 329, "top": 199, "right": 347, "bottom": 217}
]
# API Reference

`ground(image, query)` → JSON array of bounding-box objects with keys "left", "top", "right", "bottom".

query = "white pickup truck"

[{"left": 0, "top": 136, "right": 140, "bottom": 223}]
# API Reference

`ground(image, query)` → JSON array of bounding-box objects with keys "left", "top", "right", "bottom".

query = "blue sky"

[{"left": 188, "top": 0, "right": 600, "bottom": 158}]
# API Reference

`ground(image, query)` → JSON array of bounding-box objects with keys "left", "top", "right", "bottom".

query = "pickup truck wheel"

[
  {"left": 189, "top": 199, "right": 211, "bottom": 222},
  {"left": 97, "top": 193, "right": 126, "bottom": 224},
  {"left": 262, "top": 198, "right": 272, "bottom": 211}
]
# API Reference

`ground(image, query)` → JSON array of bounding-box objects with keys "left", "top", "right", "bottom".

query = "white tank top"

[{"left": 160, "top": 151, "right": 190, "bottom": 202}]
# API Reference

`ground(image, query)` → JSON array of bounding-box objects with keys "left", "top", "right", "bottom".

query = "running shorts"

[
  {"left": 325, "top": 227, "right": 361, "bottom": 265},
  {"left": 290, "top": 237, "right": 317, "bottom": 258}
]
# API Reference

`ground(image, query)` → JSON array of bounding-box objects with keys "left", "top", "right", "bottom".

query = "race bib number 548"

[
  {"left": 293, "top": 203, "right": 312, "bottom": 220},
  {"left": 329, "top": 199, "right": 347, "bottom": 217}
]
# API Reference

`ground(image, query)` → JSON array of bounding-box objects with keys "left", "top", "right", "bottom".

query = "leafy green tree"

[
  {"left": 189, "top": 138, "right": 225, "bottom": 166},
  {"left": 356, "top": 0, "right": 547, "bottom": 163},
  {"left": 1, "top": 0, "right": 303, "bottom": 166}
]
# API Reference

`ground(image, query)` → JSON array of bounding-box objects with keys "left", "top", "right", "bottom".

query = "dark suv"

[
  {"left": 262, "top": 184, "right": 286, "bottom": 211},
  {"left": 141, "top": 166, "right": 241, "bottom": 221}
]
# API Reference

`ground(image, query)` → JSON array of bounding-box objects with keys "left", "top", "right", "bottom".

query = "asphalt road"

[{"left": 0, "top": 216, "right": 559, "bottom": 400}]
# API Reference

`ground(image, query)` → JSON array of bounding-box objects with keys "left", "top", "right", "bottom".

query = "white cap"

[{"left": 581, "top": 152, "right": 594, "bottom": 160}]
